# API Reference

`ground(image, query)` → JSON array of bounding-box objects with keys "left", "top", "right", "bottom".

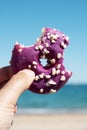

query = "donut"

[{"left": 10, "top": 27, "right": 72, "bottom": 94}]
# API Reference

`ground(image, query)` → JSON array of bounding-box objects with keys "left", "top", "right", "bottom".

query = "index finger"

[{"left": 0, "top": 66, "right": 13, "bottom": 84}]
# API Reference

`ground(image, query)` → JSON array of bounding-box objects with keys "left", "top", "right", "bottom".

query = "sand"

[{"left": 10, "top": 113, "right": 87, "bottom": 130}]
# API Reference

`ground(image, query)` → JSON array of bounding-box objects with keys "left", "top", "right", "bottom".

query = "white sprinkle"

[
  {"left": 63, "top": 44, "right": 67, "bottom": 49},
  {"left": 45, "top": 75, "right": 51, "bottom": 79},
  {"left": 48, "top": 79, "right": 56, "bottom": 85},
  {"left": 57, "top": 53, "right": 62, "bottom": 59},
  {"left": 47, "top": 33, "right": 51, "bottom": 38},
  {"left": 32, "top": 61, "right": 37, "bottom": 65},
  {"left": 61, "top": 70, "right": 65, "bottom": 75},
  {"left": 56, "top": 69, "right": 60, "bottom": 74},
  {"left": 38, "top": 45, "right": 43, "bottom": 50},
  {"left": 34, "top": 75, "right": 39, "bottom": 81},
  {"left": 34, "top": 65, "right": 37, "bottom": 69},
  {"left": 42, "top": 37, "right": 46, "bottom": 42},
  {"left": 60, "top": 41, "right": 67, "bottom": 49},
  {"left": 52, "top": 34, "right": 58, "bottom": 40},
  {"left": 28, "top": 65, "right": 31, "bottom": 69},
  {"left": 52, "top": 67, "right": 56, "bottom": 75},
  {"left": 65, "top": 36, "right": 69, "bottom": 41},
  {"left": 42, "top": 28, "right": 46, "bottom": 34},
  {"left": 47, "top": 33, "right": 50, "bottom": 36},
  {"left": 18, "top": 48, "right": 22, "bottom": 53},
  {"left": 40, "top": 89, "right": 44, "bottom": 93},
  {"left": 56, "top": 64, "right": 61, "bottom": 69},
  {"left": 39, "top": 73, "right": 44, "bottom": 79},
  {"left": 51, "top": 39, "right": 56, "bottom": 43},
  {"left": 43, "top": 48, "right": 49, "bottom": 54},
  {"left": 50, "top": 89, "right": 56, "bottom": 93},
  {"left": 45, "top": 43, "right": 49, "bottom": 47},
  {"left": 61, "top": 41, "right": 64, "bottom": 46},
  {"left": 50, "top": 59, "right": 56, "bottom": 64},
  {"left": 60, "top": 75, "right": 66, "bottom": 81},
  {"left": 35, "top": 46, "right": 39, "bottom": 50}
]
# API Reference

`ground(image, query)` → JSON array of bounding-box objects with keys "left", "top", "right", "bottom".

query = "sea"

[{"left": 17, "top": 84, "right": 87, "bottom": 114}]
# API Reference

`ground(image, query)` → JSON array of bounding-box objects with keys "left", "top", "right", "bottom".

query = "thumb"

[{"left": 0, "top": 69, "right": 35, "bottom": 105}]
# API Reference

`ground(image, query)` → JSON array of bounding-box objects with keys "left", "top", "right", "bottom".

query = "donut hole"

[
  {"left": 40, "top": 58, "right": 48, "bottom": 67},
  {"left": 39, "top": 54, "right": 53, "bottom": 69}
]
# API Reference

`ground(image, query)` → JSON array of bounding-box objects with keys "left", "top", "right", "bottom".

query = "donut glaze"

[{"left": 10, "top": 27, "right": 72, "bottom": 94}]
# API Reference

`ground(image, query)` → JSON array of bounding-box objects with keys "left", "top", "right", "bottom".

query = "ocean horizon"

[{"left": 17, "top": 84, "right": 87, "bottom": 114}]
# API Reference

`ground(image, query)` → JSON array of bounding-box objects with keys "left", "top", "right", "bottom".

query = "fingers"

[
  {"left": 0, "top": 69, "right": 35, "bottom": 105},
  {"left": 0, "top": 66, "right": 13, "bottom": 84}
]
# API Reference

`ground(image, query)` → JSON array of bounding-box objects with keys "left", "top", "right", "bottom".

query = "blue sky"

[{"left": 0, "top": 0, "right": 87, "bottom": 83}]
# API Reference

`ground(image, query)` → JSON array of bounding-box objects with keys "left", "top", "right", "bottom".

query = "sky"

[{"left": 0, "top": 0, "right": 87, "bottom": 84}]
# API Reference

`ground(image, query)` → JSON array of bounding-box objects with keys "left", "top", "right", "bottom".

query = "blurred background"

[{"left": 0, "top": 0, "right": 87, "bottom": 114}]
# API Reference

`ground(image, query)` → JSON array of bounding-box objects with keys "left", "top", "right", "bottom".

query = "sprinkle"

[
  {"left": 42, "top": 28, "right": 46, "bottom": 34},
  {"left": 18, "top": 48, "right": 22, "bottom": 53},
  {"left": 56, "top": 69, "right": 60, "bottom": 74},
  {"left": 35, "top": 46, "right": 39, "bottom": 50},
  {"left": 48, "top": 80, "right": 56, "bottom": 85},
  {"left": 65, "top": 36, "right": 69, "bottom": 41},
  {"left": 63, "top": 44, "right": 67, "bottom": 49},
  {"left": 45, "top": 43, "right": 49, "bottom": 47},
  {"left": 57, "top": 53, "right": 62, "bottom": 59},
  {"left": 61, "top": 41, "right": 64, "bottom": 46},
  {"left": 50, "top": 59, "right": 56, "bottom": 64},
  {"left": 40, "top": 89, "right": 44, "bottom": 93},
  {"left": 34, "top": 65, "right": 37, "bottom": 69},
  {"left": 52, "top": 67, "right": 56, "bottom": 75},
  {"left": 61, "top": 70, "right": 65, "bottom": 75},
  {"left": 50, "top": 89, "right": 56, "bottom": 93},
  {"left": 34, "top": 75, "right": 39, "bottom": 81},
  {"left": 60, "top": 75, "right": 66, "bottom": 81},
  {"left": 60, "top": 41, "right": 67, "bottom": 49},
  {"left": 51, "top": 39, "right": 56, "bottom": 43},
  {"left": 56, "top": 64, "right": 61, "bottom": 69},
  {"left": 39, "top": 73, "right": 44, "bottom": 79},
  {"left": 28, "top": 65, "right": 31, "bottom": 69},
  {"left": 52, "top": 34, "right": 58, "bottom": 40},
  {"left": 47, "top": 33, "right": 51, "bottom": 39},
  {"left": 43, "top": 48, "right": 49, "bottom": 54},
  {"left": 38, "top": 45, "right": 43, "bottom": 50},
  {"left": 42, "top": 37, "right": 46, "bottom": 43},
  {"left": 32, "top": 61, "right": 37, "bottom": 65},
  {"left": 45, "top": 75, "right": 51, "bottom": 79}
]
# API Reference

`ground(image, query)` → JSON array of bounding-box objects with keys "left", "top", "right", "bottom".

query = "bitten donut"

[{"left": 10, "top": 27, "right": 72, "bottom": 94}]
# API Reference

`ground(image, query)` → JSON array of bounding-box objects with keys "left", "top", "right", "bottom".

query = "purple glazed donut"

[{"left": 10, "top": 27, "right": 72, "bottom": 94}]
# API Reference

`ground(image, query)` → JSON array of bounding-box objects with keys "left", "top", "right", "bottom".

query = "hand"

[{"left": 0, "top": 66, "right": 35, "bottom": 130}]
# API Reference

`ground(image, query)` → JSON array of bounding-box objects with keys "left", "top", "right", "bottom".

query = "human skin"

[{"left": 0, "top": 66, "right": 35, "bottom": 130}]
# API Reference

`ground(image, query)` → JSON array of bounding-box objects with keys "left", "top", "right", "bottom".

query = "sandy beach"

[{"left": 10, "top": 113, "right": 87, "bottom": 130}]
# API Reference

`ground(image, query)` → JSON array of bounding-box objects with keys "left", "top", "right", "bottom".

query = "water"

[{"left": 17, "top": 84, "right": 87, "bottom": 114}]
